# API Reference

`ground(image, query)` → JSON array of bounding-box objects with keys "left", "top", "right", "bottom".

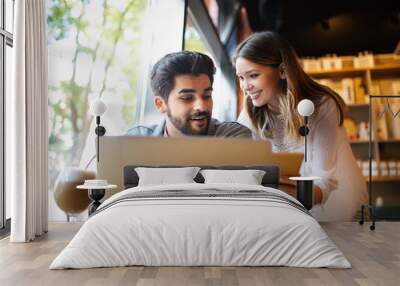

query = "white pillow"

[
  {"left": 200, "top": 169, "right": 266, "bottom": 185},
  {"left": 135, "top": 167, "right": 200, "bottom": 186}
]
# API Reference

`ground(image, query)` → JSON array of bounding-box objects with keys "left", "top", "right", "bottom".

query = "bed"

[{"left": 50, "top": 165, "right": 350, "bottom": 269}]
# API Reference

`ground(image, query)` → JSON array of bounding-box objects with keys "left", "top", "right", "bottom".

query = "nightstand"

[
  {"left": 77, "top": 180, "right": 117, "bottom": 215},
  {"left": 289, "top": 176, "right": 320, "bottom": 210}
]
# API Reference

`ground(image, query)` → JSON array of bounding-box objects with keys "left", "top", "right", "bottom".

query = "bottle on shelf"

[{"left": 354, "top": 51, "right": 375, "bottom": 68}]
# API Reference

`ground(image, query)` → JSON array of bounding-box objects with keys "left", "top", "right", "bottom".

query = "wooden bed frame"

[{"left": 97, "top": 136, "right": 303, "bottom": 197}]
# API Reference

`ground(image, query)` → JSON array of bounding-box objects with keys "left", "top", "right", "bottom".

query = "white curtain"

[{"left": 9, "top": 0, "right": 48, "bottom": 242}]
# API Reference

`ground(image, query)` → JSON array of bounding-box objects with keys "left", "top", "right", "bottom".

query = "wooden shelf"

[
  {"left": 374, "top": 206, "right": 400, "bottom": 219},
  {"left": 366, "top": 176, "right": 400, "bottom": 182},
  {"left": 350, "top": 140, "right": 369, "bottom": 144},
  {"left": 370, "top": 64, "right": 400, "bottom": 76},
  {"left": 378, "top": 139, "right": 400, "bottom": 143},
  {"left": 347, "top": 103, "right": 369, "bottom": 108},
  {"left": 306, "top": 67, "right": 367, "bottom": 78},
  {"left": 306, "top": 64, "right": 400, "bottom": 78},
  {"left": 349, "top": 139, "right": 400, "bottom": 144}
]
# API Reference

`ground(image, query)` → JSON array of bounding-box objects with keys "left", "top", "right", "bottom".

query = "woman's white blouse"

[{"left": 238, "top": 98, "right": 368, "bottom": 221}]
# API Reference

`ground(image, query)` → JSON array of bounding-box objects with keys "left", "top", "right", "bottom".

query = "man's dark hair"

[{"left": 150, "top": 51, "right": 216, "bottom": 100}]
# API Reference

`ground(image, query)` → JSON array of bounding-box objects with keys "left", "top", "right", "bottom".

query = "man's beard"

[{"left": 166, "top": 109, "right": 211, "bottom": 135}]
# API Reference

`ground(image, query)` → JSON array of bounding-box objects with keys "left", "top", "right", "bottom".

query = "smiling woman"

[
  {"left": 234, "top": 31, "right": 368, "bottom": 221},
  {"left": 235, "top": 57, "right": 282, "bottom": 108}
]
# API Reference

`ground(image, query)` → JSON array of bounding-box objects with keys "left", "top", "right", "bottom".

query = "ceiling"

[{"left": 239, "top": 0, "right": 400, "bottom": 56}]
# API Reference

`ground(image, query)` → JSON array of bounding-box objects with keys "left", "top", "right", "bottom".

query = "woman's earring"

[
  {"left": 279, "top": 68, "right": 286, "bottom": 79},
  {"left": 279, "top": 66, "right": 286, "bottom": 80}
]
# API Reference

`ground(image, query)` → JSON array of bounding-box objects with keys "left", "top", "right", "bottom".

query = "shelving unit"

[
  {"left": 348, "top": 103, "right": 369, "bottom": 107},
  {"left": 307, "top": 64, "right": 400, "bottom": 78},
  {"left": 350, "top": 140, "right": 369, "bottom": 144},
  {"left": 305, "top": 54, "right": 400, "bottom": 104},
  {"left": 369, "top": 176, "right": 400, "bottom": 182},
  {"left": 350, "top": 139, "right": 400, "bottom": 144},
  {"left": 303, "top": 54, "right": 400, "bottom": 220}
]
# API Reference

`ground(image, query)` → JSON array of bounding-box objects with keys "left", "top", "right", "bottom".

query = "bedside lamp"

[
  {"left": 289, "top": 99, "right": 319, "bottom": 210},
  {"left": 297, "top": 98, "right": 315, "bottom": 172},
  {"left": 90, "top": 98, "right": 107, "bottom": 162}
]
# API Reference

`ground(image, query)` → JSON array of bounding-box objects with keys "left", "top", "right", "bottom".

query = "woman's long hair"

[{"left": 232, "top": 31, "right": 345, "bottom": 142}]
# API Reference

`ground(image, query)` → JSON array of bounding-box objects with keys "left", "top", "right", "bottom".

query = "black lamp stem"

[
  {"left": 96, "top": 116, "right": 100, "bottom": 162},
  {"left": 304, "top": 116, "right": 308, "bottom": 163}
]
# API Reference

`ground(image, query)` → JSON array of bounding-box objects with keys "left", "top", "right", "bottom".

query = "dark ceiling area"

[{"left": 240, "top": 0, "right": 400, "bottom": 57}]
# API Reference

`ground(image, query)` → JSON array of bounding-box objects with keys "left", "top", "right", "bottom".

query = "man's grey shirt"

[{"left": 126, "top": 118, "right": 252, "bottom": 138}]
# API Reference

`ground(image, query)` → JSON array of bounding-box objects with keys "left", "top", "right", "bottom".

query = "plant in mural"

[
  {"left": 47, "top": 0, "right": 147, "bottom": 188},
  {"left": 184, "top": 26, "right": 208, "bottom": 54}
]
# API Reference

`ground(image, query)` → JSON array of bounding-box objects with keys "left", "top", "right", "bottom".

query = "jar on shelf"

[
  {"left": 388, "top": 161, "right": 397, "bottom": 176},
  {"left": 379, "top": 161, "right": 389, "bottom": 177},
  {"left": 362, "top": 160, "right": 378, "bottom": 177},
  {"left": 397, "top": 161, "right": 400, "bottom": 176}
]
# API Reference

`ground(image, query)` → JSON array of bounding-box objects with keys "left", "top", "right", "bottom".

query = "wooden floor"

[{"left": 0, "top": 222, "right": 399, "bottom": 286}]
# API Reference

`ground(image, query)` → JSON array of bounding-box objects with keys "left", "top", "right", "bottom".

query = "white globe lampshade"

[
  {"left": 297, "top": 99, "right": 314, "bottom": 117},
  {"left": 90, "top": 98, "right": 107, "bottom": 116}
]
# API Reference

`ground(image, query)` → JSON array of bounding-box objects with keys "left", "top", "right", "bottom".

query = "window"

[
  {"left": 184, "top": 15, "right": 208, "bottom": 54},
  {"left": 134, "top": 0, "right": 186, "bottom": 126},
  {"left": 5, "top": 0, "right": 13, "bottom": 33},
  {"left": 1, "top": 0, "right": 14, "bottom": 231},
  {"left": 184, "top": 0, "right": 237, "bottom": 121},
  {"left": 47, "top": 0, "right": 151, "bottom": 220}
]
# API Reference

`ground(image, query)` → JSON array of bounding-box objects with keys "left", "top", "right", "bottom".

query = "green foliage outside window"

[
  {"left": 47, "top": 0, "right": 147, "bottom": 188},
  {"left": 184, "top": 26, "right": 208, "bottom": 54}
]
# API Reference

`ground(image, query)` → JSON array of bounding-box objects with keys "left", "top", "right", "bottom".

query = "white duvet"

[{"left": 50, "top": 183, "right": 350, "bottom": 269}]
